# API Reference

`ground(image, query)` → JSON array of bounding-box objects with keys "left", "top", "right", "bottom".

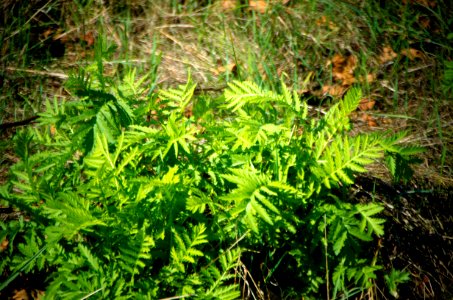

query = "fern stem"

[
  {"left": 158, "top": 295, "right": 194, "bottom": 300},
  {"left": 324, "top": 214, "right": 330, "bottom": 300}
]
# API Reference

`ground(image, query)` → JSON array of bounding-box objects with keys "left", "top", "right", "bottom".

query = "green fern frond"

[
  {"left": 43, "top": 192, "right": 106, "bottom": 243},
  {"left": 78, "top": 244, "right": 100, "bottom": 271},
  {"left": 332, "top": 258, "right": 347, "bottom": 298},
  {"left": 226, "top": 118, "right": 288, "bottom": 151},
  {"left": 340, "top": 87, "right": 362, "bottom": 116},
  {"left": 38, "top": 97, "right": 67, "bottom": 127},
  {"left": 202, "top": 248, "right": 241, "bottom": 300},
  {"left": 14, "top": 231, "right": 44, "bottom": 273},
  {"left": 187, "top": 188, "right": 217, "bottom": 214},
  {"left": 224, "top": 80, "right": 282, "bottom": 111},
  {"left": 222, "top": 169, "right": 280, "bottom": 232},
  {"left": 158, "top": 74, "right": 196, "bottom": 114},
  {"left": 281, "top": 80, "right": 300, "bottom": 112},
  {"left": 313, "top": 135, "right": 384, "bottom": 189},
  {"left": 117, "top": 67, "right": 153, "bottom": 98},
  {"left": 170, "top": 224, "right": 208, "bottom": 272},
  {"left": 119, "top": 229, "right": 154, "bottom": 279},
  {"left": 162, "top": 113, "right": 197, "bottom": 158},
  {"left": 124, "top": 125, "right": 160, "bottom": 145},
  {"left": 347, "top": 261, "right": 382, "bottom": 288},
  {"left": 83, "top": 126, "right": 114, "bottom": 174},
  {"left": 312, "top": 87, "right": 362, "bottom": 150},
  {"left": 62, "top": 88, "right": 135, "bottom": 153},
  {"left": 355, "top": 203, "right": 385, "bottom": 237}
]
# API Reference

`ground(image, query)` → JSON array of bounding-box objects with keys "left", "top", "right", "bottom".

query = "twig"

[
  {"left": 202, "top": 230, "right": 250, "bottom": 270},
  {"left": 158, "top": 295, "right": 194, "bottom": 300},
  {"left": 0, "top": 116, "right": 39, "bottom": 131},
  {"left": 5, "top": 67, "right": 68, "bottom": 80},
  {"left": 407, "top": 64, "right": 434, "bottom": 73}
]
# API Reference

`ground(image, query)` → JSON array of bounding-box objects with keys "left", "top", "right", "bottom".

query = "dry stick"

[
  {"left": 239, "top": 263, "right": 260, "bottom": 300},
  {"left": 5, "top": 67, "right": 68, "bottom": 80},
  {"left": 202, "top": 230, "right": 250, "bottom": 271},
  {"left": 158, "top": 295, "right": 194, "bottom": 300},
  {"left": 0, "top": 116, "right": 39, "bottom": 131},
  {"left": 53, "top": 11, "right": 105, "bottom": 41}
]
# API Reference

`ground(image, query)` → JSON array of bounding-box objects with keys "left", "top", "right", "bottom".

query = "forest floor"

[{"left": 1, "top": 0, "right": 452, "bottom": 299}]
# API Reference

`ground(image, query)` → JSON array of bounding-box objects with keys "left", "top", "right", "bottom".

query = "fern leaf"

[
  {"left": 43, "top": 192, "right": 106, "bottom": 243},
  {"left": 224, "top": 81, "right": 281, "bottom": 111},
  {"left": 170, "top": 224, "right": 208, "bottom": 272},
  {"left": 280, "top": 80, "right": 301, "bottom": 112},
  {"left": 78, "top": 244, "right": 100, "bottom": 271},
  {"left": 356, "top": 203, "right": 385, "bottom": 237},
  {"left": 119, "top": 229, "right": 154, "bottom": 277},
  {"left": 158, "top": 75, "right": 196, "bottom": 113},
  {"left": 316, "top": 135, "right": 384, "bottom": 188},
  {"left": 202, "top": 248, "right": 241, "bottom": 299},
  {"left": 250, "top": 199, "right": 273, "bottom": 225},
  {"left": 187, "top": 188, "right": 214, "bottom": 214},
  {"left": 190, "top": 224, "right": 209, "bottom": 246},
  {"left": 332, "top": 258, "right": 347, "bottom": 298},
  {"left": 163, "top": 114, "right": 196, "bottom": 157},
  {"left": 340, "top": 87, "right": 362, "bottom": 115},
  {"left": 221, "top": 169, "right": 281, "bottom": 232}
]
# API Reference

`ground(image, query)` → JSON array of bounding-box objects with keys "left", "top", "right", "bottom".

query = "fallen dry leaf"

[
  {"left": 361, "top": 73, "right": 375, "bottom": 84},
  {"left": 31, "top": 290, "right": 45, "bottom": 300},
  {"left": 42, "top": 28, "right": 54, "bottom": 39},
  {"left": 13, "top": 289, "right": 29, "bottom": 300},
  {"left": 316, "top": 15, "right": 327, "bottom": 26},
  {"left": 379, "top": 46, "right": 398, "bottom": 64},
  {"left": 221, "top": 0, "right": 238, "bottom": 10},
  {"left": 315, "top": 15, "right": 338, "bottom": 30},
  {"left": 249, "top": 0, "right": 268, "bottom": 13},
  {"left": 82, "top": 32, "right": 95, "bottom": 47},
  {"left": 328, "top": 54, "right": 357, "bottom": 86},
  {"left": 400, "top": 48, "right": 425, "bottom": 60},
  {"left": 215, "top": 62, "right": 237, "bottom": 75},
  {"left": 0, "top": 238, "right": 9, "bottom": 252},
  {"left": 321, "top": 84, "right": 348, "bottom": 97},
  {"left": 49, "top": 125, "right": 56, "bottom": 136},
  {"left": 358, "top": 98, "right": 376, "bottom": 111},
  {"left": 360, "top": 113, "right": 378, "bottom": 127},
  {"left": 418, "top": 16, "right": 431, "bottom": 29}
]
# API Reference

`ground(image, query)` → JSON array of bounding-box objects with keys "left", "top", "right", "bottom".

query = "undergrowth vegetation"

[
  {"left": 0, "top": 39, "right": 425, "bottom": 298},
  {"left": 1, "top": 0, "right": 452, "bottom": 299}
]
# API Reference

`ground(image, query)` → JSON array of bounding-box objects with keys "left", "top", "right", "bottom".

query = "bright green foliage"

[
  {"left": 0, "top": 64, "right": 421, "bottom": 298},
  {"left": 385, "top": 269, "right": 411, "bottom": 298},
  {"left": 443, "top": 44, "right": 453, "bottom": 94}
]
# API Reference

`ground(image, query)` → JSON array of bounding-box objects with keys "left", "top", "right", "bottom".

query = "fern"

[
  {"left": 119, "top": 228, "right": 154, "bottom": 282},
  {"left": 356, "top": 203, "right": 385, "bottom": 237},
  {"left": 170, "top": 224, "right": 208, "bottom": 273},
  {"left": 222, "top": 168, "right": 280, "bottom": 233},
  {"left": 43, "top": 192, "right": 106, "bottom": 243},
  {"left": 158, "top": 73, "right": 197, "bottom": 115},
  {"left": 1, "top": 72, "right": 422, "bottom": 299},
  {"left": 312, "top": 134, "right": 384, "bottom": 190},
  {"left": 224, "top": 80, "right": 282, "bottom": 112},
  {"left": 162, "top": 113, "right": 197, "bottom": 158},
  {"left": 201, "top": 248, "right": 241, "bottom": 300}
]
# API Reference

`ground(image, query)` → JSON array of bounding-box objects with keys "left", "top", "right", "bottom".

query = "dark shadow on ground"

[{"left": 355, "top": 176, "right": 453, "bottom": 299}]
